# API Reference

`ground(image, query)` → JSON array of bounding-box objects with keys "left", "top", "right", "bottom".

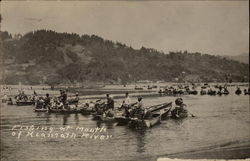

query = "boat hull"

[{"left": 16, "top": 101, "right": 35, "bottom": 106}]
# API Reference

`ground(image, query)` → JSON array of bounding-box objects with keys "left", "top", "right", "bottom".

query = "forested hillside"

[{"left": 0, "top": 30, "right": 249, "bottom": 85}]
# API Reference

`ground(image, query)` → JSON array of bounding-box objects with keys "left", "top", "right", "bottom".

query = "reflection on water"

[
  {"left": 63, "top": 114, "right": 70, "bottom": 125},
  {"left": 136, "top": 130, "right": 146, "bottom": 153},
  {"left": 0, "top": 87, "right": 249, "bottom": 160},
  {"left": 74, "top": 114, "right": 79, "bottom": 125}
]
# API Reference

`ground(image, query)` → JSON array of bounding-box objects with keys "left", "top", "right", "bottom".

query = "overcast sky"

[{"left": 1, "top": 1, "right": 249, "bottom": 56}]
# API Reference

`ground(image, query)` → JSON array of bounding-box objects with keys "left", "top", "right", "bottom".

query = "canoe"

[
  {"left": 244, "top": 91, "right": 250, "bottom": 95},
  {"left": 128, "top": 104, "right": 172, "bottom": 129},
  {"left": 200, "top": 91, "right": 207, "bottom": 95},
  {"left": 115, "top": 116, "right": 131, "bottom": 125},
  {"left": 115, "top": 102, "right": 172, "bottom": 126},
  {"left": 128, "top": 113, "right": 162, "bottom": 129},
  {"left": 48, "top": 108, "right": 82, "bottom": 114},
  {"left": 16, "top": 101, "right": 35, "bottom": 106},
  {"left": 188, "top": 90, "right": 198, "bottom": 95},
  {"left": 81, "top": 108, "right": 95, "bottom": 115},
  {"left": 207, "top": 91, "right": 216, "bottom": 96},
  {"left": 34, "top": 108, "right": 48, "bottom": 112}
]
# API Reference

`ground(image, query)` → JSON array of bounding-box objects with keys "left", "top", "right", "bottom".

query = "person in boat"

[
  {"left": 172, "top": 98, "right": 188, "bottom": 118},
  {"left": 59, "top": 90, "right": 67, "bottom": 105},
  {"left": 133, "top": 96, "right": 145, "bottom": 120},
  {"left": 75, "top": 93, "right": 80, "bottom": 103},
  {"left": 122, "top": 92, "right": 132, "bottom": 117},
  {"left": 36, "top": 97, "right": 45, "bottom": 109},
  {"left": 106, "top": 94, "right": 114, "bottom": 111},
  {"left": 44, "top": 93, "right": 51, "bottom": 108},
  {"left": 219, "top": 85, "right": 222, "bottom": 91},
  {"left": 33, "top": 90, "right": 37, "bottom": 96},
  {"left": 20, "top": 91, "right": 28, "bottom": 101},
  {"left": 235, "top": 87, "right": 242, "bottom": 95}
]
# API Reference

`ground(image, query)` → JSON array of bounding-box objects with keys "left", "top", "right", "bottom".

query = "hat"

[{"left": 137, "top": 96, "right": 143, "bottom": 101}]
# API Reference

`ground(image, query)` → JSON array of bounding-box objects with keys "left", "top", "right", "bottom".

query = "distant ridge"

[
  {"left": 0, "top": 30, "right": 249, "bottom": 85},
  {"left": 227, "top": 53, "right": 249, "bottom": 64}
]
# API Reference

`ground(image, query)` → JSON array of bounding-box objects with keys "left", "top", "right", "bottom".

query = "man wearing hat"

[
  {"left": 122, "top": 92, "right": 132, "bottom": 117},
  {"left": 134, "top": 96, "right": 145, "bottom": 119},
  {"left": 106, "top": 93, "right": 114, "bottom": 111}
]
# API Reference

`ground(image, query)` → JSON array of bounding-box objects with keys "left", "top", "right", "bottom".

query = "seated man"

[
  {"left": 172, "top": 98, "right": 188, "bottom": 117},
  {"left": 44, "top": 93, "right": 51, "bottom": 109}
]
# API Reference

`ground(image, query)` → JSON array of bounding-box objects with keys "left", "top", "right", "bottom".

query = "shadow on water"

[
  {"left": 135, "top": 129, "right": 147, "bottom": 153},
  {"left": 63, "top": 114, "right": 70, "bottom": 125},
  {"left": 74, "top": 113, "right": 79, "bottom": 125},
  {"left": 96, "top": 121, "right": 116, "bottom": 129},
  {"left": 44, "top": 112, "right": 51, "bottom": 123}
]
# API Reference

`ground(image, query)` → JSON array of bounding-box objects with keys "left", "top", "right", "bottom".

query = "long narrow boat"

[
  {"left": 34, "top": 108, "right": 48, "bottom": 112},
  {"left": 115, "top": 102, "right": 172, "bottom": 125},
  {"left": 128, "top": 105, "right": 172, "bottom": 129},
  {"left": 81, "top": 108, "right": 95, "bottom": 115},
  {"left": 16, "top": 101, "right": 35, "bottom": 106},
  {"left": 48, "top": 107, "right": 82, "bottom": 114}
]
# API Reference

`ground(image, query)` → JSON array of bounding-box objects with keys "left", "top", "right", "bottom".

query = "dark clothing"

[
  {"left": 60, "top": 93, "right": 67, "bottom": 104},
  {"left": 44, "top": 97, "right": 51, "bottom": 108},
  {"left": 107, "top": 97, "right": 114, "bottom": 110}
]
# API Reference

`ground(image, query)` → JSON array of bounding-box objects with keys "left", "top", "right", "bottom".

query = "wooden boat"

[
  {"left": 115, "top": 116, "right": 132, "bottom": 126},
  {"left": 48, "top": 108, "right": 82, "bottom": 114},
  {"left": 217, "top": 90, "right": 229, "bottom": 95},
  {"left": 207, "top": 90, "right": 216, "bottom": 96},
  {"left": 16, "top": 101, "right": 35, "bottom": 106},
  {"left": 34, "top": 108, "right": 48, "bottom": 112},
  {"left": 48, "top": 105, "right": 82, "bottom": 114},
  {"left": 171, "top": 108, "right": 189, "bottom": 119},
  {"left": 135, "top": 85, "right": 143, "bottom": 90},
  {"left": 115, "top": 102, "right": 172, "bottom": 126},
  {"left": 188, "top": 90, "right": 198, "bottom": 95},
  {"left": 128, "top": 103, "right": 172, "bottom": 129},
  {"left": 81, "top": 108, "right": 95, "bottom": 115},
  {"left": 244, "top": 90, "right": 250, "bottom": 95},
  {"left": 200, "top": 90, "right": 207, "bottom": 95}
]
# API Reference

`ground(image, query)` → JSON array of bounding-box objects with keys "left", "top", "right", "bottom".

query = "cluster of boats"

[
  {"left": 33, "top": 100, "right": 179, "bottom": 129},
  {"left": 158, "top": 84, "right": 250, "bottom": 96}
]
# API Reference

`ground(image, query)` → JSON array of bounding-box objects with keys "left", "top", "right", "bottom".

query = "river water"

[{"left": 0, "top": 87, "right": 249, "bottom": 161}]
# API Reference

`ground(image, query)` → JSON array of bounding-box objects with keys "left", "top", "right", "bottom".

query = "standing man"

[
  {"left": 60, "top": 90, "right": 68, "bottom": 105},
  {"left": 44, "top": 93, "right": 51, "bottom": 108},
  {"left": 135, "top": 96, "right": 145, "bottom": 120},
  {"left": 122, "top": 92, "right": 132, "bottom": 117}
]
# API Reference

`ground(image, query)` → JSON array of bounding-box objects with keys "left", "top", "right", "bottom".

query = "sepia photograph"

[{"left": 0, "top": 1, "right": 249, "bottom": 161}]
